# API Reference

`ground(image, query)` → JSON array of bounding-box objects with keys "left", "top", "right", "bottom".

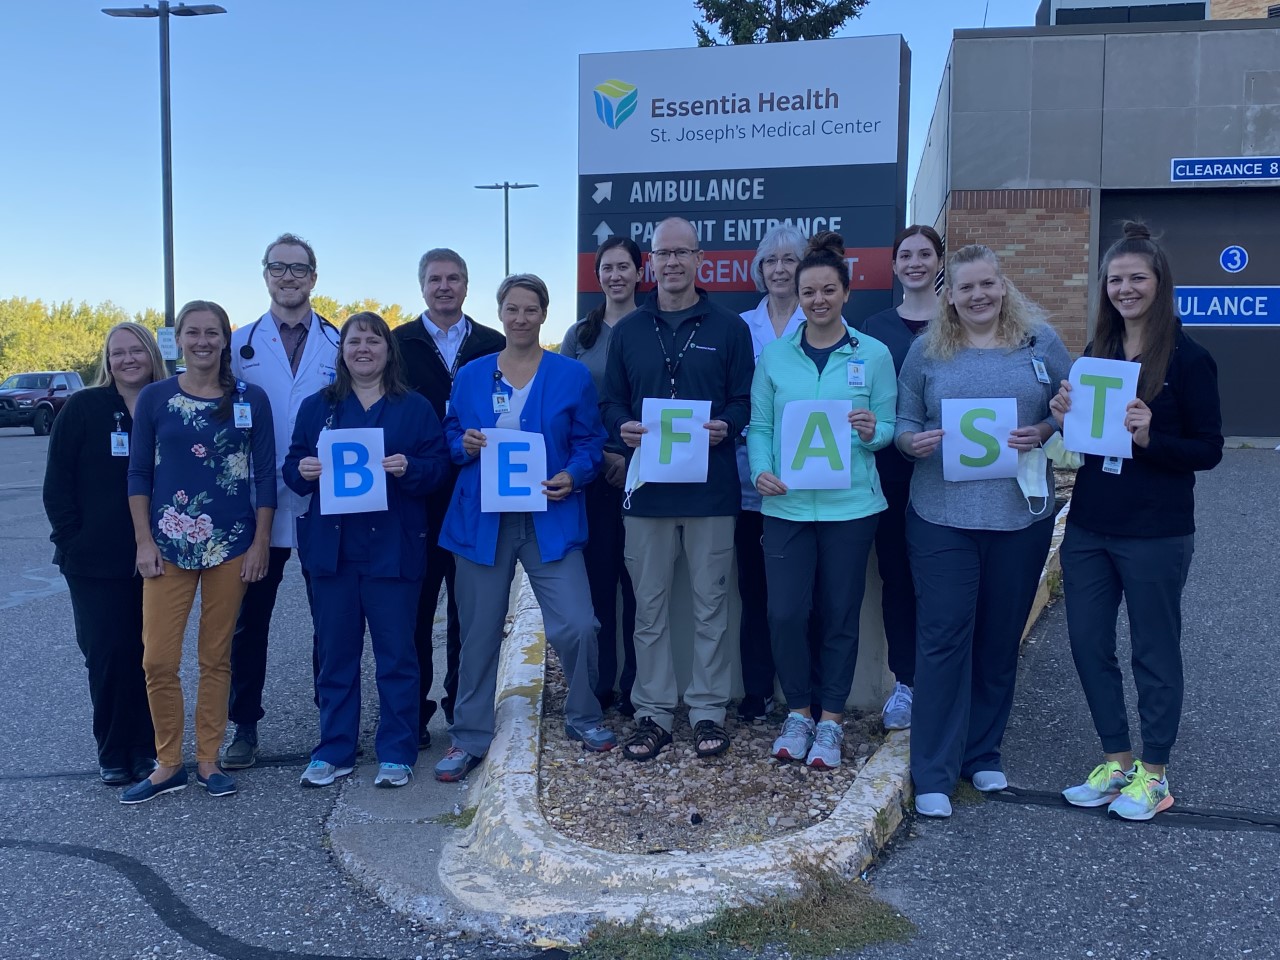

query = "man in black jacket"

[
  {"left": 601, "top": 217, "right": 754, "bottom": 762},
  {"left": 392, "top": 248, "right": 504, "bottom": 744}
]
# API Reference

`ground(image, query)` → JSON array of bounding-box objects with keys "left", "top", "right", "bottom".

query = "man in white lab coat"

[{"left": 224, "top": 233, "right": 340, "bottom": 769}]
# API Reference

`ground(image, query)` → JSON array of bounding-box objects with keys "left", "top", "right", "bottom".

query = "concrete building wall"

[{"left": 947, "top": 189, "right": 1093, "bottom": 353}]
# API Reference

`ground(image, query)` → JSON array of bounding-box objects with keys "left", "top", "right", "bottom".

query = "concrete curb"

[
  {"left": 1021, "top": 500, "right": 1071, "bottom": 645},
  {"left": 434, "top": 572, "right": 913, "bottom": 946}
]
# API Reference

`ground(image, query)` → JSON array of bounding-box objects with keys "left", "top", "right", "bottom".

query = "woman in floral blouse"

[{"left": 123, "top": 300, "right": 276, "bottom": 804}]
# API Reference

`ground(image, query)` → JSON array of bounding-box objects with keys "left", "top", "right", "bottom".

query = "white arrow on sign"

[
  {"left": 592, "top": 181, "right": 613, "bottom": 204},
  {"left": 592, "top": 221, "right": 613, "bottom": 244}
]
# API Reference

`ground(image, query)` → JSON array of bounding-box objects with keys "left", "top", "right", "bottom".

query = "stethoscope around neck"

[{"left": 238, "top": 313, "right": 340, "bottom": 361}]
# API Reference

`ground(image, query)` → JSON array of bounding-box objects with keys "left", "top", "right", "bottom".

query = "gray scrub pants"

[
  {"left": 450, "top": 512, "right": 602, "bottom": 758},
  {"left": 624, "top": 514, "right": 736, "bottom": 732}
]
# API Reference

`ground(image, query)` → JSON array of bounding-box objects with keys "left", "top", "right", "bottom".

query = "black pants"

[
  {"left": 875, "top": 472, "right": 916, "bottom": 687},
  {"left": 64, "top": 573, "right": 155, "bottom": 768},
  {"left": 763, "top": 515, "right": 878, "bottom": 714},
  {"left": 1061, "top": 524, "right": 1193, "bottom": 767},
  {"left": 907, "top": 509, "right": 1053, "bottom": 795},
  {"left": 734, "top": 509, "right": 777, "bottom": 701},
  {"left": 414, "top": 487, "right": 461, "bottom": 725},
  {"left": 228, "top": 546, "right": 317, "bottom": 727},
  {"left": 584, "top": 472, "right": 636, "bottom": 700}
]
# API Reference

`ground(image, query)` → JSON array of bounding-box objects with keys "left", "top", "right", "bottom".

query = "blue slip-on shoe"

[
  {"left": 915, "top": 792, "right": 952, "bottom": 818},
  {"left": 120, "top": 767, "right": 189, "bottom": 805},
  {"left": 971, "top": 770, "right": 1008, "bottom": 792},
  {"left": 196, "top": 770, "right": 237, "bottom": 797},
  {"left": 433, "top": 747, "right": 484, "bottom": 783},
  {"left": 565, "top": 723, "right": 618, "bottom": 752}
]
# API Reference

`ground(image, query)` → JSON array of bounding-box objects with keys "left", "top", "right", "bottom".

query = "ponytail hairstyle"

[
  {"left": 891, "top": 224, "right": 944, "bottom": 260},
  {"left": 1089, "top": 221, "right": 1178, "bottom": 403},
  {"left": 926, "top": 245, "right": 1045, "bottom": 361},
  {"left": 795, "top": 230, "right": 850, "bottom": 294},
  {"left": 175, "top": 300, "right": 236, "bottom": 421},
  {"left": 580, "top": 236, "right": 642, "bottom": 350}
]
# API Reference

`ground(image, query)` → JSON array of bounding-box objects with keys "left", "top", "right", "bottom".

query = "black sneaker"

[
  {"left": 221, "top": 724, "right": 258, "bottom": 770},
  {"left": 418, "top": 725, "right": 432, "bottom": 749},
  {"left": 736, "top": 695, "right": 775, "bottom": 723}
]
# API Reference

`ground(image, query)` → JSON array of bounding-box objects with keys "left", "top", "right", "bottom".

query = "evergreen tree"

[{"left": 693, "top": 0, "right": 869, "bottom": 45}]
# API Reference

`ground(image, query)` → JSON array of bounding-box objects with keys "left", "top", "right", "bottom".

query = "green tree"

[
  {"left": 692, "top": 0, "right": 868, "bottom": 45},
  {"left": 310, "top": 296, "right": 411, "bottom": 328}
]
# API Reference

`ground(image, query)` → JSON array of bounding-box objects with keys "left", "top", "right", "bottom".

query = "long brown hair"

[
  {"left": 323, "top": 312, "right": 409, "bottom": 405},
  {"left": 1088, "top": 221, "right": 1177, "bottom": 402},
  {"left": 175, "top": 300, "right": 236, "bottom": 420}
]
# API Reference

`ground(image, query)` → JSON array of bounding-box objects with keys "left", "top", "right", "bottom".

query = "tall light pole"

[
  {"left": 103, "top": 2, "right": 226, "bottom": 341},
  {"left": 474, "top": 182, "right": 538, "bottom": 276}
]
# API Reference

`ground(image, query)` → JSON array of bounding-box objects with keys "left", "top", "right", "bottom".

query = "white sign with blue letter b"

[{"left": 317, "top": 428, "right": 388, "bottom": 515}]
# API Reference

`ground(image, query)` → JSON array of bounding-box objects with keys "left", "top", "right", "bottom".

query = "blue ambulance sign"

[
  {"left": 1176, "top": 286, "right": 1279, "bottom": 326},
  {"left": 1170, "top": 157, "right": 1280, "bottom": 183}
]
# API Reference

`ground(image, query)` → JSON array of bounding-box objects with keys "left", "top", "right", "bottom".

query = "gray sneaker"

[
  {"left": 374, "top": 763, "right": 413, "bottom": 788},
  {"left": 806, "top": 719, "right": 844, "bottom": 769},
  {"left": 771, "top": 712, "right": 816, "bottom": 761},
  {"left": 882, "top": 682, "right": 913, "bottom": 731},
  {"left": 299, "top": 760, "right": 354, "bottom": 788},
  {"left": 221, "top": 725, "right": 259, "bottom": 769}
]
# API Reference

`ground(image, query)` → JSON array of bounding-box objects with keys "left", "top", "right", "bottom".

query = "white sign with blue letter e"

[
  {"left": 480, "top": 428, "right": 549, "bottom": 513},
  {"left": 318, "top": 428, "right": 388, "bottom": 515}
]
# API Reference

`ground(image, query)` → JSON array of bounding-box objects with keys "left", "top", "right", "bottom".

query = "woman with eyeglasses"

[
  {"left": 748, "top": 231, "right": 896, "bottom": 769},
  {"left": 560, "top": 236, "right": 642, "bottom": 717},
  {"left": 434, "top": 274, "right": 613, "bottom": 783},
  {"left": 123, "top": 300, "right": 276, "bottom": 803},
  {"left": 734, "top": 223, "right": 809, "bottom": 725},
  {"left": 284, "top": 311, "right": 450, "bottom": 790},
  {"left": 43, "top": 322, "right": 166, "bottom": 788},
  {"left": 859, "top": 225, "right": 945, "bottom": 733}
]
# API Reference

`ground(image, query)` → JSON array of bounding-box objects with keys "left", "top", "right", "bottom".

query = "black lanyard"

[
  {"left": 652, "top": 318, "right": 701, "bottom": 399},
  {"left": 428, "top": 322, "right": 471, "bottom": 380}
]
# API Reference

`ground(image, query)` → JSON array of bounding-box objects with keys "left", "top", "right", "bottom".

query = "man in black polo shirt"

[
  {"left": 602, "top": 217, "right": 754, "bottom": 762},
  {"left": 392, "top": 248, "right": 504, "bottom": 745}
]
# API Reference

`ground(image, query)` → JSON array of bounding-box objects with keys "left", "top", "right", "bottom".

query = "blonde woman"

[
  {"left": 43, "top": 323, "right": 166, "bottom": 787},
  {"left": 895, "top": 245, "right": 1070, "bottom": 818}
]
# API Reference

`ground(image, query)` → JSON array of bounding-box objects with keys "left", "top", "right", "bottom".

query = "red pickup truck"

[{"left": 0, "top": 371, "right": 85, "bottom": 435}]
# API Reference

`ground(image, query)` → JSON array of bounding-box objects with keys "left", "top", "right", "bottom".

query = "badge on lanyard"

[
  {"left": 1102, "top": 456, "right": 1123, "bottom": 475},
  {"left": 1031, "top": 356, "right": 1050, "bottom": 384},
  {"left": 233, "top": 379, "right": 252, "bottom": 428},
  {"left": 110, "top": 411, "right": 129, "bottom": 456},
  {"left": 846, "top": 359, "right": 866, "bottom": 388},
  {"left": 492, "top": 392, "right": 511, "bottom": 415}
]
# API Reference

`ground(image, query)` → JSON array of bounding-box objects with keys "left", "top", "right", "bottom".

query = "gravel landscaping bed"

[{"left": 537, "top": 649, "right": 884, "bottom": 855}]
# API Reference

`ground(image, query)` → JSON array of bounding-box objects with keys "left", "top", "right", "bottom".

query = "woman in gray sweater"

[{"left": 895, "top": 244, "right": 1070, "bottom": 818}]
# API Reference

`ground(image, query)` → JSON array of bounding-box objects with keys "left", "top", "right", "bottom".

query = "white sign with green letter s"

[{"left": 940, "top": 398, "right": 1018, "bottom": 482}]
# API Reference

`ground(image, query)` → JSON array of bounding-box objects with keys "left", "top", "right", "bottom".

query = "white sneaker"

[
  {"left": 882, "top": 682, "right": 913, "bottom": 730},
  {"left": 299, "top": 760, "right": 353, "bottom": 788}
]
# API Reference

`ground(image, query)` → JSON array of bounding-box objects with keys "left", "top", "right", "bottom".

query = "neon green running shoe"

[
  {"left": 1108, "top": 767, "right": 1173, "bottom": 821},
  {"left": 1062, "top": 761, "right": 1137, "bottom": 808}
]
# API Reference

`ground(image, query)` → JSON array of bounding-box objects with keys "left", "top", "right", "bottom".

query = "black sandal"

[
  {"left": 622, "top": 717, "right": 672, "bottom": 762},
  {"left": 694, "top": 719, "right": 731, "bottom": 758}
]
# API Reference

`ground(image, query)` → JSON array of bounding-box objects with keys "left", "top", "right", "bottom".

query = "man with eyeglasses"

[
  {"left": 392, "top": 248, "right": 504, "bottom": 747},
  {"left": 225, "top": 232, "right": 339, "bottom": 770},
  {"left": 601, "top": 217, "right": 754, "bottom": 763}
]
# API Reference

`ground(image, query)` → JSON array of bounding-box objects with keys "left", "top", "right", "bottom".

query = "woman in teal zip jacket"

[{"left": 748, "top": 231, "right": 897, "bottom": 769}]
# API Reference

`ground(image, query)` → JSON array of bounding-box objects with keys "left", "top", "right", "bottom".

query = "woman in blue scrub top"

[
  {"left": 284, "top": 312, "right": 450, "bottom": 790},
  {"left": 434, "top": 274, "right": 615, "bottom": 783}
]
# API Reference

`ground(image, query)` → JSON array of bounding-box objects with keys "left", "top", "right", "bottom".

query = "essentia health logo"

[{"left": 593, "top": 79, "right": 638, "bottom": 129}]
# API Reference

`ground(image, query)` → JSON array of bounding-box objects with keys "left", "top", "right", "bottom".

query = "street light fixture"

[
  {"left": 474, "top": 182, "right": 539, "bottom": 276},
  {"left": 102, "top": 1, "right": 226, "bottom": 348}
]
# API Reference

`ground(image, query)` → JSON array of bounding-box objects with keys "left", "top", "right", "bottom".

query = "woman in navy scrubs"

[{"left": 284, "top": 312, "right": 449, "bottom": 789}]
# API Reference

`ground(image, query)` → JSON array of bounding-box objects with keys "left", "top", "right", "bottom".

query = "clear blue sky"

[{"left": 1, "top": 0, "right": 1035, "bottom": 342}]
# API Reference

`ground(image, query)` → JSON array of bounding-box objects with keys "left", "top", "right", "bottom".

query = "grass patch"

[
  {"left": 577, "top": 858, "right": 914, "bottom": 959},
  {"left": 950, "top": 781, "right": 986, "bottom": 807},
  {"left": 433, "top": 805, "right": 477, "bottom": 828},
  {"left": 1045, "top": 567, "right": 1064, "bottom": 601}
]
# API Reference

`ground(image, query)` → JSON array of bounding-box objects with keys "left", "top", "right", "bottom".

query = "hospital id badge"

[
  {"left": 492, "top": 392, "right": 511, "bottom": 415},
  {"left": 110, "top": 431, "right": 129, "bottom": 457},
  {"left": 1031, "top": 356, "right": 1050, "bottom": 384},
  {"left": 1102, "top": 456, "right": 1123, "bottom": 475},
  {"left": 846, "top": 359, "right": 866, "bottom": 388},
  {"left": 233, "top": 402, "right": 253, "bottom": 428}
]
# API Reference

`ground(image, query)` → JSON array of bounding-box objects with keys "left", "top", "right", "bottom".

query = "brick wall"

[
  {"left": 945, "top": 189, "right": 1093, "bottom": 356},
  {"left": 1209, "top": 0, "right": 1272, "bottom": 18}
]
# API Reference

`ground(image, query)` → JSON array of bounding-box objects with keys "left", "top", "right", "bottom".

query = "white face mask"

[
  {"left": 1017, "top": 447, "right": 1051, "bottom": 517},
  {"left": 622, "top": 453, "right": 644, "bottom": 511}
]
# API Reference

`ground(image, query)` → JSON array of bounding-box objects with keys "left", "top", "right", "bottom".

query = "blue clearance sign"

[
  {"left": 1170, "top": 157, "right": 1280, "bottom": 183},
  {"left": 1176, "top": 286, "right": 1279, "bottom": 326}
]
